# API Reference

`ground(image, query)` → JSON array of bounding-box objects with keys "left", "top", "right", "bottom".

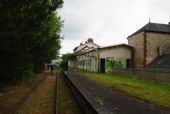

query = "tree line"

[{"left": 0, "top": 0, "right": 63, "bottom": 87}]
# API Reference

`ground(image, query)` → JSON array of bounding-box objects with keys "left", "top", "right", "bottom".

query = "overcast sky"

[{"left": 58, "top": 0, "right": 170, "bottom": 54}]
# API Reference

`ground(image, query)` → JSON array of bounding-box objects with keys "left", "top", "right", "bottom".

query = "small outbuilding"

[{"left": 99, "top": 44, "right": 133, "bottom": 73}]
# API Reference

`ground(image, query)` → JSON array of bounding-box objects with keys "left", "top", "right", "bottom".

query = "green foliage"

[
  {"left": 60, "top": 53, "right": 74, "bottom": 70},
  {"left": 105, "top": 59, "right": 114, "bottom": 69},
  {"left": 0, "top": 0, "right": 63, "bottom": 86},
  {"left": 105, "top": 58, "right": 123, "bottom": 69},
  {"left": 113, "top": 59, "right": 123, "bottom": 69},
  {"left": 61, "top": 53, "right": 72, "bottom": 62},
  {"left": 60, "top": 61, "right": 68, "bottom": 71}
]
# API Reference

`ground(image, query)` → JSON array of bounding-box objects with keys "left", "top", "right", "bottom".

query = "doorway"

[{"left": 100, "top": 59, "right": 105, "bottom": 73}]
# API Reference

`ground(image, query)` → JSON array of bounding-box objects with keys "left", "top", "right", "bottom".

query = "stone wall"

[
  {"left": 107, "top": 68, "right": 170, "bottom": 84},
  {"left": 128, "top": 31, "right": 170, "bottom": 69},
  {"left": 128, "top": 32, "right": 144, "bottom": 69},
  {"left": 146, "top": 32, "right": 170, "bottom": 64},
  {"left": 164, "top": 46, "right": 170, "bottom": 54}
]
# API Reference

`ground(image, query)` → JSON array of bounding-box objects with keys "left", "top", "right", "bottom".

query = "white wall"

[
  {"left": 99, "top": 46, "right": 132, "bottom": 68},
  {"left": 100, "top": 47, "right": 131, "bottom": 58}
]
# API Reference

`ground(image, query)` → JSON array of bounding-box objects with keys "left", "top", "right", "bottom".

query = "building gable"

[{"left": 128, "top": 22, "right": 170, "bottom": 38}]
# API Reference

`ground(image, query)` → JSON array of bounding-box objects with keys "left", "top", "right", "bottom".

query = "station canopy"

[{"left": 74, "top": 46, "right": 96, "bottom": 56}]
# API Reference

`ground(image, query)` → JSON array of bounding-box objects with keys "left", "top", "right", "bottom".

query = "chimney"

[
  {"left": 80, "top": 42, "right": 83, "bottom": 46},
  {"left": 87, "top": 38, "right": 93, "bottom": 43}
]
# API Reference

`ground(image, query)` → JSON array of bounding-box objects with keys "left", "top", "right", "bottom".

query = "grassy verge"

[
  {"left": 79, "top": 71, "right": 170, "bottom": 110},
  {"left": 57, "top": 71, "right": 82, "bottom": 114}
]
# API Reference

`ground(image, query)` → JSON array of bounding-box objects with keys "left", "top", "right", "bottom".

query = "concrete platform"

[{"left": 66, "top": 70, "right": 170, "bottom": 114}]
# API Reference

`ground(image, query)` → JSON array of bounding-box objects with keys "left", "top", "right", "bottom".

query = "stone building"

[
  {"left": 70, "top": 22, "right": 170, "bottom": 72},
  {"left": 73, "top": 38, "right": 100, "bottom": 72},
  {"left": 72, "top": 38, "right": 133, "bottom": 72},
  {"left": 128, "top": 22, "right": 170, "bottom": 69}
]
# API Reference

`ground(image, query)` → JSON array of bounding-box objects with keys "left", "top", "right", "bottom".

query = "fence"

[{"left": 107, "top": 68, "right": 170, "bottom": 84}]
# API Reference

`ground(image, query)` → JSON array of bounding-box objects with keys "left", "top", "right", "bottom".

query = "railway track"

[
  {"left": 56, "top": 70, "right": 83, "bottom": 114},
  {"left": 7, "top": 70, "right": 87, "bottom": 114},
  {"left": 7, "top": 72, "right": 58, "bottom": 114}
]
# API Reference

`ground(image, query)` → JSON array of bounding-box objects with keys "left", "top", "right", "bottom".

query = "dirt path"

[
  {"left": 16, "top": 74, "right": 56, "bottom": 114},
  {"left": 0, "top": 73, "right": 46, "bottom": 114}
]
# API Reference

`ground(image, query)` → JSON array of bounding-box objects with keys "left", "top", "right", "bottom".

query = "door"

[
  {"left": 126, "top": 59, "right": 132, "bottom": 68},
  {"left": 100, "top": 59, "right": 105, "bottom": 73}
]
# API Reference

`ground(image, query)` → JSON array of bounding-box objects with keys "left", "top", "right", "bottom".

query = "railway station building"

[
  {"left": 71, "top": 38, "right": 133, "bottom": 72},
  {"left": 70, "top": 22, "right": 170, "bottom": 72},
  {"left": 128, "top": 22, "right": 170, "bottom": 70},
  {"left": 99, "top": 44, "right": 133, "bottom": 73},
  {"left": 73, "top": 38, "right": 100, "bottom": 72}
]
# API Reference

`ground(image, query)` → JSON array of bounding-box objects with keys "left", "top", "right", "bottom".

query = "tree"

[
  {"left": 0, "top": 0, "right": 63, "bottom": 86},
  {"left": 60, "top": 53, "right": 74, "bottom": 70}
]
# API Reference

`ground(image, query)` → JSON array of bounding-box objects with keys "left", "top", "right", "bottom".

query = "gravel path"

[
  {"left": 0, "top": 73, "right": 46, "bottom": 114},
  {"left": 16, "top": 74, "right": 56, "bottom": 114}
]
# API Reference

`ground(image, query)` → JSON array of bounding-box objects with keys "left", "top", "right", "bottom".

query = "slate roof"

[
  {"left": 128, "top": 22, "right": 170, "bottom": 37},
  {"left": 100, "top": 43, "right": 133, "bottom": 50},
  {"left": 145, "top": 54, "right": 170, "bottom": 71}
]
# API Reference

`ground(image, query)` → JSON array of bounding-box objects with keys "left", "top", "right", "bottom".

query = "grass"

[
  {"left": 57, "top": 71, "right": 82, "bottom": 114},
  {"left": 79, "top": 71, "right": 170, "bottom": 110},
  {"left": 96, "top": 97, "right": 104, "bottom": 105}
]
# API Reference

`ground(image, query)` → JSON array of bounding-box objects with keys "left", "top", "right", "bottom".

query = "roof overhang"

[{"left": 74, "top": 46, "right": 96, "bottom": 56}]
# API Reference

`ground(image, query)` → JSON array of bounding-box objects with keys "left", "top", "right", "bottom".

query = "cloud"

[
  {"left": 58, "top": 0, "right": 170, "bottom": 54},
  {"left": 148, "top": 0, "right": 170, "bottom": 23}
]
